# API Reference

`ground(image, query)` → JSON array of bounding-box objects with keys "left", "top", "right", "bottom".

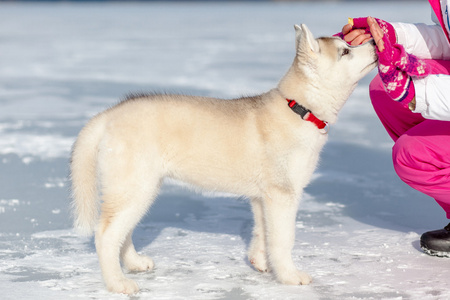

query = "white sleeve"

[
  {"left": 392, "top": 22, "right": 450, "bottom": 59},
  {"left": 413, "top": 74, "right": 450, "bottom": 120}
]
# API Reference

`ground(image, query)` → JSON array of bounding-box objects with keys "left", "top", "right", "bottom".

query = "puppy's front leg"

[
  {"left": 248, "top": 197, "right": 269, "bottom": 272},
  {"left": 263, "top": 192, "right": 312, "bottom": 285}
]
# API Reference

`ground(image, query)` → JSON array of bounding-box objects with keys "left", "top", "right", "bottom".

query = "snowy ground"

[{"left": 1, "top": 1, "right": 449, "bottom": 299}]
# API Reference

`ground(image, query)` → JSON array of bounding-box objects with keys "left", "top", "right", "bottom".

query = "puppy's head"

[{"left": 294, "top": 24, "right": 377, "bottom": 88}]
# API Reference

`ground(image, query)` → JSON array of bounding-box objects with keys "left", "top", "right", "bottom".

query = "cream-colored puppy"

[{"left": 70, "top": 24, "right": 377, "bottom": 294}]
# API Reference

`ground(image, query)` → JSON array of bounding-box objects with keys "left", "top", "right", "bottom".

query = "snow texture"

[{"left": 1, "top": 1, "right": 449, "bottom": 299}]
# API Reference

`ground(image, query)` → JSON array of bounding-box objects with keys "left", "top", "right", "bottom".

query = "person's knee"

[
  {"left": 369, "top": 75, "right": 382, "bottom": 93},
  {"left": 369, "top": 75, "right": 386, "bottom": 107},
  {"left": 392, "top": 134, "right": 420, "bottom": 182}
]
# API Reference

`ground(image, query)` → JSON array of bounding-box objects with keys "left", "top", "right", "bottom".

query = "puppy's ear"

[{"left": 294, "top": 24, "right": 319, "bottom": 54}]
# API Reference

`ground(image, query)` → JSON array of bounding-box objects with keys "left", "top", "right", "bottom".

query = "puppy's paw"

[
  {"left": 125, "top": 254, "right": 155, "bottom": 272},
  {"left": 249, "top": 250, "right": 269, "bottom": 272},
  {"left": 107, "top": 277, "right": 140, "bottom": 295},
  {"left": 277, "top": 268, "right": 312, "bottom": 285}
]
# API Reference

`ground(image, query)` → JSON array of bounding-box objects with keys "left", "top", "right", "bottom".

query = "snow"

[{"left": 1, "top": 1, "right": 449, "bottom": 299}]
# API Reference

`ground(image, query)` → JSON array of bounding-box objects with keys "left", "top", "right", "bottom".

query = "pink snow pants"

[{"left": 369, "top": 59, "right": 450, "bottom": 218}]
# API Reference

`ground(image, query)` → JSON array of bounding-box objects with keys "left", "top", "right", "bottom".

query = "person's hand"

[
  {"left": 367, "top": 16, "right": 385, "bottom": 51},
  {"left": 337, "top": 17, "right": 396, "bottom": 48},
  {"left": 336, "top": 16, "right": 428, "bottom": 105},
  {"left": 341, "top": 22, "right": 372, "bottom": 46}
]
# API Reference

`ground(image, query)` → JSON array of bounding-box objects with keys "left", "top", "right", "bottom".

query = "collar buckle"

[{"left": 286, "top": 99, "right": 329, "bottom": 134}]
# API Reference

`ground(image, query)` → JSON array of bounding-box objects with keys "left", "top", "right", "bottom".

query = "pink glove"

[
  {"left": 334, "top": 17, "right": 396, "bottom": 46},
  {"left": 352, "top": 17, "right": 397, "bottom": 45},
  {"left": 376, "top": 33, "right": 430, "bottom": 104}
]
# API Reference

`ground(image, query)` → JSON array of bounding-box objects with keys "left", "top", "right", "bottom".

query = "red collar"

[{"left": 286, "top": 99, "right": 329, "bottom": 133}]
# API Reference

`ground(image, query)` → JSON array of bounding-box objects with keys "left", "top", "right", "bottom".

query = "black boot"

[{"left": 420, "top": 223, "right": 450, "bottom": 257}]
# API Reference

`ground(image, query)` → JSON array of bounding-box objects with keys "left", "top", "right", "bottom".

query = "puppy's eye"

[{"left": 342, "top": 48, "right": 350, "bottom": 56}]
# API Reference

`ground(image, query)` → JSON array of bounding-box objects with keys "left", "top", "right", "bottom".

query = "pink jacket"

[{"left": 392, "top": 0, "right": 450, "bottom": 120}]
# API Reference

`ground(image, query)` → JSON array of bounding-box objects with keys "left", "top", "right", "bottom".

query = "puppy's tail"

[{"left": 70, "top": 113, "right": 107, "bottom": 236}]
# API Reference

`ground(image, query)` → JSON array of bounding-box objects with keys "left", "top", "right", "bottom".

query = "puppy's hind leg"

[
  {"left": 248, "top": 197, "right": 269, "bottom": 272},
  {"left": 96, "top": 175, "right": 160, "bottom": 295},
  {"left": 121, "top": 231, "right": 154, "bottom": 272}
]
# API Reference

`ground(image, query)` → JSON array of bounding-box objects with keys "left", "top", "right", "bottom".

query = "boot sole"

[{"left": 421, "top": 246, "right": 450, "bottom": 258}]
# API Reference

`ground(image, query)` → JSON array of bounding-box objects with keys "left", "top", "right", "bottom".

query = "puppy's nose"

[{"left": 370, "top": 39, "right": 376, "bottom": 46}]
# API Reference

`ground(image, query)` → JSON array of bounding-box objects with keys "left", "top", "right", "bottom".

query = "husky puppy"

[{"left": 70, "top": 24, "right": 377, "bottom": 294}]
